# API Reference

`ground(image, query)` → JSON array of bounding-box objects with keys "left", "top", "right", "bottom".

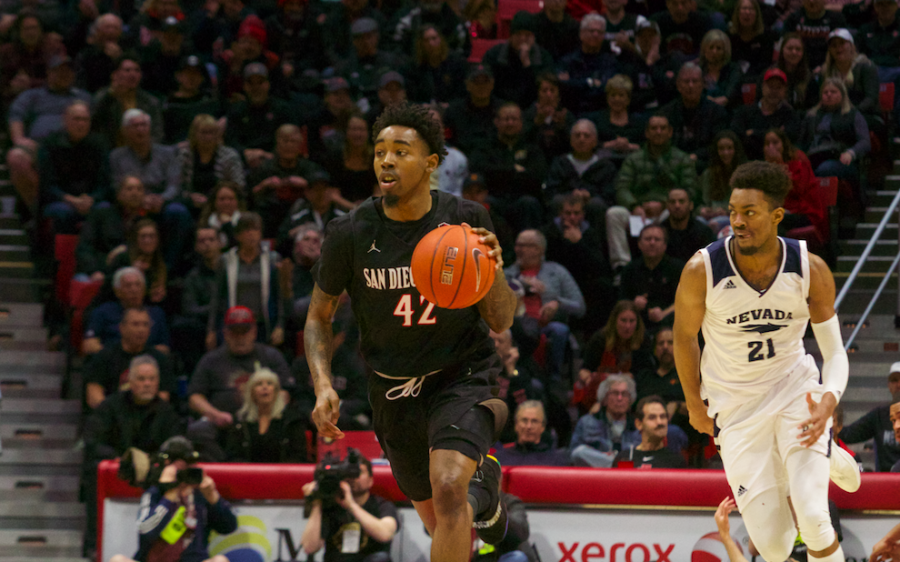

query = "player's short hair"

[
  {"left": 515, "top": 400, "right": 546, "bottom": 425},
  {"left": 372, "top": 101, "right": 448, "bottom": 165},
  {"left": 729, "top": 161, "right": 792, "bottom": 209},
  {"left": 635, "top": 395, "right": 666, "bottom": 422},
  {"left": 597, "top": 374, "right": 637, "bottom": 408}
]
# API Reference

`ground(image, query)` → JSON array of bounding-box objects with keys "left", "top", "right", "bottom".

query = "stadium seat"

[
  {"left": 741, "top": 83, "right": 756, "bottom": 105},
  {"left": 468, "top": 39, "right": 505, "bottom": 63},
  {"left": 880, "top": 82, "right": 894, "bottom": 115},
  {"left": 53, "top": 234, "right": 78, "bottom": 306},
  {"left": 68, "top": 279, "right": 103, "bottom": 356},
  {"left": 785, "top": 177, "right": 837, "bottom": 260}
]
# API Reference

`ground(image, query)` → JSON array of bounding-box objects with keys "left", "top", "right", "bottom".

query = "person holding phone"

[{"left": 109, "top": 437, "right": 238, "bottom": 562}]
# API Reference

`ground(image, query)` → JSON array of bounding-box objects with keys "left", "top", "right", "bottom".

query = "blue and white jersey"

[{"left": 699, "top": 236, "right": 816, "bottom": 416}]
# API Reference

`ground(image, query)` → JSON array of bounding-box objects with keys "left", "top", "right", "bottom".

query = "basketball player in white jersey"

[{"left": 673, "top": 161, "right": 860, "bottom": 562}]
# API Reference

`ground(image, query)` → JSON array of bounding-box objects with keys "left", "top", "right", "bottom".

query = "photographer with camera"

[
  {"left": 109, "top": 437, "right": 238, "bottom": 562},
  {"left": 300, "top": 452, "right": 399, "bottom": 562}
]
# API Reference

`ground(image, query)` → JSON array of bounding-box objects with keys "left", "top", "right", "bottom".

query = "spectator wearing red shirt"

[{"left": 763, "top": 127, "right": 827, "bottom": 237}]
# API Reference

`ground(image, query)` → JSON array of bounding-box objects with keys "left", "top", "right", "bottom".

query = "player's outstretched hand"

[
  {"left": 714, "top": 497, "right": 736, "bottom": 537},
  {"left": 798, "top": 392, "right": 836, "bottom": 448},
  {"left": 312, "top": 387, "right": 344, "bottom": 440},
  {"left": 463, "top": 223, "right": 503, "bottom": 271}
]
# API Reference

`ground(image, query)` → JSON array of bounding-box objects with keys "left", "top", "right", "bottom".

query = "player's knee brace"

[{"left": 432, "top": 406, "right": 494, "bottom": 463}]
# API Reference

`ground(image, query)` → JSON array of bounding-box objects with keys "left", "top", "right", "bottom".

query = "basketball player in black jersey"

[{"left": 305, "top": 102, "right": 518, "bottom": 562}]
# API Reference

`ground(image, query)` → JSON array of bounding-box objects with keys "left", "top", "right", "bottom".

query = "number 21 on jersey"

[
  {"left": 393, "top": 294, "right": 438, "bottom": 326},
  {"left": 748, "top": 338, "right": 776, "bottom": 362}
]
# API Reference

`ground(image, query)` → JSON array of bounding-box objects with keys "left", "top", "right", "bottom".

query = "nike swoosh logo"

[{"left": 472, "top": 248, "right": 484, "bottom": 292}]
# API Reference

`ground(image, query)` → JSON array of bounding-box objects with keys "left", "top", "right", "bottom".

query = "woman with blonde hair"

[
  {"left": 698, "top": 29, "right": 743, "bottom": 107},
  {"left": 819, "top": 29, "right": 879, "bottom": 122},
  {"left": 178, "top": 114, "right": 245, "bottom": 212},
  {"left": 224, "top": 365, "right": 308, "bottom": 463},
  {"left": 590, "top": 74, "right": 644, "bottom": 159}
]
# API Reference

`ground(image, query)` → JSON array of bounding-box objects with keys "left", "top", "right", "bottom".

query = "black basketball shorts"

[{"left": 368, "top": 352, "right": 507, "bottom": 502}]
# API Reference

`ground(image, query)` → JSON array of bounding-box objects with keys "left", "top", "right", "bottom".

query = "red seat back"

[
  {"left": 497, "top": 0, "right": 544, "bottom": 36},
  {"left": 818, "top": 176, "right": 838, "bottom": 207},
  {"left": 741, "top": 83, "right": 757, "bottom": 105},
  {"left": 54, "top": 234, "right": 79, "bottom": 304},
  {"left": 880, "top": 82, "right": 895, "bottom": 114},
  {"left": 69, "top": 279, "right": 103, "bottom": 353}
]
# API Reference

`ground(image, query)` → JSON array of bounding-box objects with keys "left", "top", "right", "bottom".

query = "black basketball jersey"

[{"left": 313, "top": 191, "right": 496, "bottom": 378}]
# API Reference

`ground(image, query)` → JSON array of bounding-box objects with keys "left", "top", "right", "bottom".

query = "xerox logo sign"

[{"left": 557, "top": 541, "right": 675, "bottom": 562}]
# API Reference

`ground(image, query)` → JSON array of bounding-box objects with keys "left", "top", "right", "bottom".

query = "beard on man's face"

[{"left": 383, "top": 193, "right": 400, "bottom": 207}]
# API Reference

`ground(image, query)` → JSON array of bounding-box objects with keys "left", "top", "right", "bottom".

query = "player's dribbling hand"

[
  {"left": 463, "top": 223, "right": 503, "bottom": 271},
  {"left": 798, "top": 392, "right": 836, "bottom": 448},
  {"left": 312, "top": 387, "right": 344, "bottom": 440}
]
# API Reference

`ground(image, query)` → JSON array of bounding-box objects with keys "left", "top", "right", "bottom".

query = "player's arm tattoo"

[
  {"left": 477, "top": 269, "right": 517, "bottom": 333},
  {"left": 305, "top": 285, "right": 342, "bottom": 388}
]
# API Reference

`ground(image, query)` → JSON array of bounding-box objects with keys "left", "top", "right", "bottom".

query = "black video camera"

[{"left": 304, "top": 449, "right": 362, "bottom": 516}]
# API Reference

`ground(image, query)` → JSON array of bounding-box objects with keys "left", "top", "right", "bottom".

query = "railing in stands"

[{"left": 835, "top": 184, "right": 900, "bottom": 350}]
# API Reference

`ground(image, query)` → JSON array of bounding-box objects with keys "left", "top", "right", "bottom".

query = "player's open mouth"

[{"left": 379, "top": 173, "right": 398, "bottom": 189}]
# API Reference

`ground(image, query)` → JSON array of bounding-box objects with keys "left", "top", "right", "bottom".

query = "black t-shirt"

[
  {"left": 313, "top": 191, "right": 496, "bottom": 377},
  {"left": 192, "top": 151, "right": 218, "bottom": 196},
  {"left": 634, "top": 367, "right": 686, "bottom": 404},
  {"left": 613, "top": 446, "right": 687, "bottom": 468},
  {"left": 322, "top": 495, "right": 399, "bottom": 562},
  {"left": 83, "top": 345, "right": 177, "bottom": 397},
  {"left": 662, "top": 217, "right": 716, "bottom": 263}
]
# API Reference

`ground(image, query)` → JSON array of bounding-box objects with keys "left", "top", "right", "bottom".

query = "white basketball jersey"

[{"left": 699, "top": 236, "right": 816, "bottom": 417}]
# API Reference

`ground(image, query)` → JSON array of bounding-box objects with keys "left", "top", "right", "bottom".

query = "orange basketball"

[{"left": 411, "top": 224, "right": 496, "bottom": 309}]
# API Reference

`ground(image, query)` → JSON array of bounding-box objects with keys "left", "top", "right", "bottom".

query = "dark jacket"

[
  {"left": 840, "top": 404, "right": 900, "bottom": 472},
  {"left": 534, "top": 11, "right": 581, "bottom": 61},
  {"left": 75, "top": 204, "right": 145, "bottom": 275},
  {"left": 84, "top": 391, "right": 183, "bottom": 462},
  {"left": 730, "top": 101, "right": 803, "bottom": 160},
  {"left": 482, "top": 42, "right": 554, "bottom": 109},
  {"left": 556, "top": 48, "right": 619, "bottom": 114},
  {"left": 37, "top": 130, "right": 111, "bottom": 206},
  {"left": 659, "top": 97, "right": 729, "bottom": 166},
  {"left": 406, "top": 54, "right": 468, "bottom": 104},
  {"left": 224, "top": 97, "right": 296, "bottom": 156},
  {"left": 91, "top": 87, "right": 164, "bottom": 147},
  {"left": 182, "top": 261, "right": 218, "bottom": 324},
  {"left": 545, "top": 153, "right": 617, "bottom": 205},
  {"left": 469, "top": 135, "right": 548, "bottom": 200},
  {"left": 798, "top": 106, "right": 871, "bottom": 160},
  {"left": 223, "top": 407, "right": 309, "bottom": 463},
  {"left": 857, "top": 16, "right": 900, "bottom": 68},
  {"left": 492, "top": 434, "right": 571, "bottom": 467},
  {"left": 444, "top": 95, "right": 504, "bottom": 154}
]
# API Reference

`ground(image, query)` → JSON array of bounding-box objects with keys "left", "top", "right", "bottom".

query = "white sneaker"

[{"left": 830, "top": 444, "right": 861, "bottom": 493}]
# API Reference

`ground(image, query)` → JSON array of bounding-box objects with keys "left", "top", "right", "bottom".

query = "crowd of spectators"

[{"left": 6, "top": 0, "right": 894, "bottom": 554}]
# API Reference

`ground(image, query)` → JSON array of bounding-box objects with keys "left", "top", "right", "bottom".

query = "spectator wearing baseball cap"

[
  {"left": 335, "top": 17, "right": 407, "bottom": 106},
  {"left": 839, "top": 361, "right": 900, "bottom": 472},
  {"left": 305, "top": 76, "right": 356, "bottom": 159},
  {"left": 219, "top": 14, "right": 287, "bottom": 101},
  {"left": 443, "top": 63, "right": 504, "bottom": 153},
  {"left": 128, "top": 0, "right": 186, "bottom": 47},
  {"left": 819, "top": 28, "right": 881, "bottom": 125},
  {"left": 783, "top": 0, "right": 847, "bottom": 68},
  {"left": 320, "top": 0, "right": 388, "bottom": 66},
  {"left": 363, "top": 70, "right": 408, "bottom": 126},
  {"left": 188, "top": 304, "right": 295, "bottom": 461},
  {"left": 140, "top": 16, "right": 194, "bottom": 98},
  {"left": 207, "top": 213, "right": 285, "bottom": 349},
  {"left": 163, "top": 56, "right": 222, "bottom": 144},
  {"left": 223, "top": 59, "right": 297, "bottom": 169},
  {"left": 729, "top": 67, "right": 802, "bottom": 160},
  {"left": 482, "top": 11, "right": 553, "bottom": 109}
]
